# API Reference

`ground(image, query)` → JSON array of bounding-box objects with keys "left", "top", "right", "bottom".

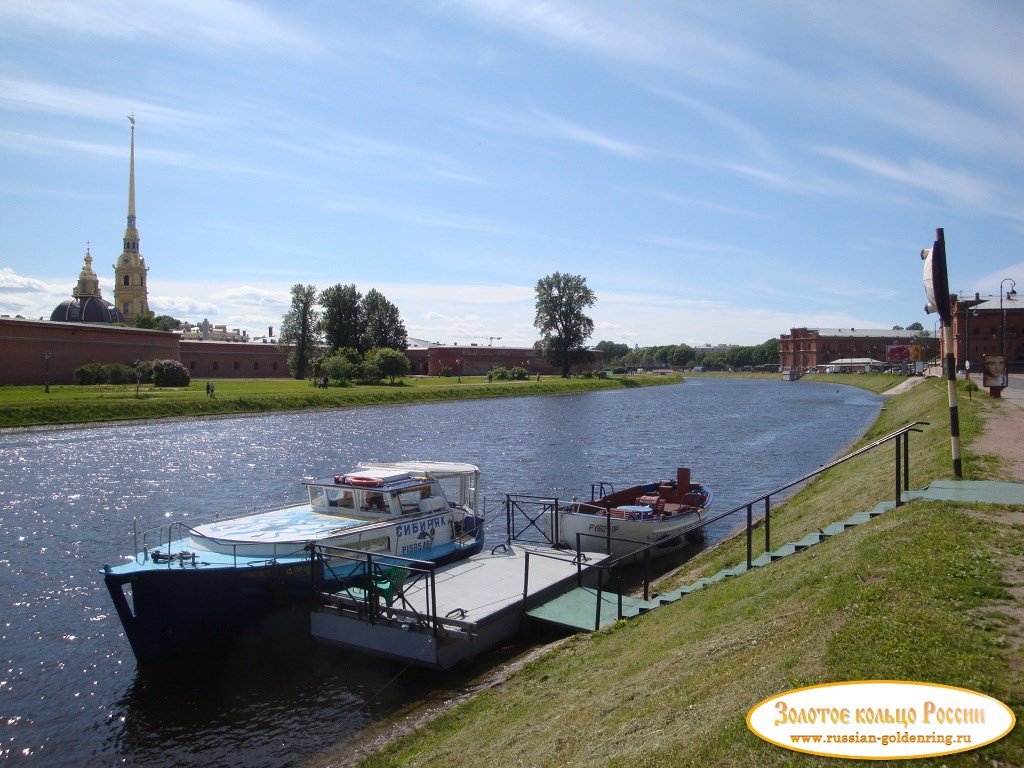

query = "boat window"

[
  {"left": 309, "top": 485, "right": 358, "bottom": 512},
  {"left": 397, "top": 485, "right": 433, "bottom": 512},
  {"left": 326, "top": 488, "right": 356, "bottom": 510},
  {"left": 361, "top": 491, "right": 388, "bottom": 514}
]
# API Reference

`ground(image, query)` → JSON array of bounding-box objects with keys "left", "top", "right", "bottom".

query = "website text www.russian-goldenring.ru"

[{"left": 790, "top": 732, "right": 972, "bottom": 748}]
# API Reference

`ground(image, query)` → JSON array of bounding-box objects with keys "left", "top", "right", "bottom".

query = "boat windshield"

[{"left": 307, "top": 481, "right": 447, "bottom": 517}]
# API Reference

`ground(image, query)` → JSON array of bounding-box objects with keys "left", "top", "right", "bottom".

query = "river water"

[{"left": 0, "top": 378, "right": 881, "bottom": 767}]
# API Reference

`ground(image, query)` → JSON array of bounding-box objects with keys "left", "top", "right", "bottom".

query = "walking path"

[{"left": 971, "top": 372, "right": 1024, "bottom": 480}]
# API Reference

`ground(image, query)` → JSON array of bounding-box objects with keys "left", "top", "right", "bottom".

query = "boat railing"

[
  {"left": 590, "top": 481, "right": 615, "bottom": 502},
  {"left": 503, "top": 493, "right": 563, "bottom": 548},
  {"left": 133, "top": 518, "right": 309, "bottom": 568},
  {"left": 308, "top": 544, "right": 479, "bottom": 642}
]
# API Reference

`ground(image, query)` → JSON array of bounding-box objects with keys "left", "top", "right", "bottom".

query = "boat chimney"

[{"left": 677, "top": 467, "right": 691, "bottom": 489}]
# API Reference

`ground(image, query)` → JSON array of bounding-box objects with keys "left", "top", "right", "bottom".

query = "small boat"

[
  {"left": 547, "top": 467, "right": 711, "bottom": 559},
  {"left": 102, "top": 461, "right": 485, "bottom": 663}
]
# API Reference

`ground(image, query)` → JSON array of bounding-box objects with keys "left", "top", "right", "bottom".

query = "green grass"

[
  {"left": 0, "top": 373, "right": 682, "bottom": 428},
  {"left": 338, "top": 377, "right": 1024, "bottom": 768}
]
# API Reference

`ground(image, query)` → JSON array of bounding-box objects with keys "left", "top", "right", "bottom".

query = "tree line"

[
  {"left": 278, "top": 272, "right": 603, "bottom": 383},
  {"left": 278, "top": 283, "right": 410, "bottom": 384},
  {"left": 596, "top": 338, "right": 781, "bottom": 372}
]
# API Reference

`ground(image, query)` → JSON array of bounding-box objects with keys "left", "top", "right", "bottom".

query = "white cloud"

[{"left": 0, "top": 0, "right": 320, "bottom": 56}]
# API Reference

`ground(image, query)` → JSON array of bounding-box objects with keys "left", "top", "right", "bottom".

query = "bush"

[
  {"left": 105, "top": 363, "right": 138, "bottom": 385},
  {"left": 321, "top": 352, "right": 358, "bottom": 385},
  {"left": 488, "top": 366, "right": 511, "bottom": 381},
  {"left": 133, "top": 360, "right": 154, "bottom": 383},
  {"left": 151, "top": 359, "right": 191, "bottom": 387},
  {"left": 74, "top": 363, "right": 107, "bottom": 385}
]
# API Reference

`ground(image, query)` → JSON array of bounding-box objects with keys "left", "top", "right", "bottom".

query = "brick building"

[
  {"left": 952, "top": 291, "right": 1023, "bottom": 372},
  {"left": 779, "top": 327, "right": 936, "bottom": 375}
]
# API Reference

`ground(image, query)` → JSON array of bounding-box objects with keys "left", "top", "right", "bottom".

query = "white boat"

[
  {"left": 102, "top": 461, "right": 485, "bottom": 663},
  {"left": 547, "top": 467, "right": 711, "bottom": 559}
]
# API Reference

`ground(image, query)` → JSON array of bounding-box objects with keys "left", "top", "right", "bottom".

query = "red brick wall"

[
  {"left": 180, "top": 340, "right": 291, "bottom": 379},
  {"left": 407, "top": 345, "right": 602, "bottom": 376},
  {"left": 0, "top": 318, "right": 181, "bottom": 385},
  {"left": 0, "top": 320, "right": 601, "bottom": 385}
]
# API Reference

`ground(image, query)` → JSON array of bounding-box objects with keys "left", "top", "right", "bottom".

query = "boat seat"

[{"left": 419, "top": 496, "right": 446, "bottom": 514}]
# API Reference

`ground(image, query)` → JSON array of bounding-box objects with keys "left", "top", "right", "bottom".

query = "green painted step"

[{"left": 527, "top": 587, "right": 660, "bottom": 631}]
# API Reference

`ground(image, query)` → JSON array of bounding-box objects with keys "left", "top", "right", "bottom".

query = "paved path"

[{"left": 999, "top": 372, "right": 1024, "bottom": 409}]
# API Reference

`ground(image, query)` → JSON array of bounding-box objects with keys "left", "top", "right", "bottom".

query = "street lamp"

[
  {"left": 44, "top": 351, "right": 51, "bottom": 394},
  {"left": 1001, "top": 278, "right": 1017, "bottom": 358},
  {"left": 961, "top": 300, "right": 980, "bottom": 371}
]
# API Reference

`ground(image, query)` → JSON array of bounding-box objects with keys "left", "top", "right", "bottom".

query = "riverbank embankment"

[
  {"left": 0, "top": 373, "right": 680, "bottom": 429},
  {"left": 307, "top": 375, "right": 1024, "bottom": 768}
]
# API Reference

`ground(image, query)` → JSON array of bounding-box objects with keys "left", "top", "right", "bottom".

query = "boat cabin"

[{"left": 306, "top": 468, "right": 449, "bottom": 518}]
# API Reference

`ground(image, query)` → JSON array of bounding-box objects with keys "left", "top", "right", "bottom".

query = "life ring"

[{"left": 344, "top": 475, "right": 384, "bottom": 487}]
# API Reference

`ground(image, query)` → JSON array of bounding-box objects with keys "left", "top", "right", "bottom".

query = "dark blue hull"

[{"left": 105, "top": 536, "right": 485, "bottom": 665}]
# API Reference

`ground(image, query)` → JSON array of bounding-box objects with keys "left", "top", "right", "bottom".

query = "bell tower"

[{"left": 113, "top": 114, "right": 150, "bottom": 324}]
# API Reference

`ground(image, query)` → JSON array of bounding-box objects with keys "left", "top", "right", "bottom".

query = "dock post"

[
  {"left": 895, "top": 434, "right": 903, "bottom": 507},
  {"left": 746, "top": 503, "right": 753, "bottom": 569}
]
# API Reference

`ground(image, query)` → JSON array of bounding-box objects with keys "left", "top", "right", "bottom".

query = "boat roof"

[
  {"left": 306, "top": 461, "right": 479, "bottom": 490},
  {"left": 358, "top": 461, "right": 479, "bottom": 479}
]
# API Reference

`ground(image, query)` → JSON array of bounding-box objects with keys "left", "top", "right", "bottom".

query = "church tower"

[{"left": 113, "top": 114, "right": 150, "bottom": 323}]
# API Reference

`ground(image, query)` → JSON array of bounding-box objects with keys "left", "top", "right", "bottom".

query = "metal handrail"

[{"left": 556, "top": 420, "right": 930, "bottom": 628}]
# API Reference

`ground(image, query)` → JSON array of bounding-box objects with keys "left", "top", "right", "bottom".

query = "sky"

[{"left": 1, "top": 1, "right": 1023, "bottom": 348}]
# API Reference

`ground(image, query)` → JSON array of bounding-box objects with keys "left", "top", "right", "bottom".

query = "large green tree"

[
  {"left": 534, "top": 272, "right": 596, "bottom": 377},
  {"left": 361, "top": 289, "right": 408, "bottom": 352},
  {"left": 319, "top": 283, "right": 364, "bottom": 353},
  {"left": 279, "top": 283, "right": 320, "bottom": 379},
  {"left": 365, "top": 347, "right": 411, "bottom": 384}
]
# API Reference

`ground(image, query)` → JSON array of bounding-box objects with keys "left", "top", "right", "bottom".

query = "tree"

[
  {"left": 534, "top": 272, "right": 596, "bottom": 377},
  {"left": 319, "top": 284, "right": 364, "bottom": 352},
  {"left": 321, "top": 348, "right": 360, "bottom": 385},
  {"left": 279, "top": 283, "right": 320, "bottom": 380},
  {"left": 596, "top": 340, "right": 629, "bottom": 367},
  {"left": 361, "top": 289, "right": 408, "bottom": 352},
  {"left": 366, "top": 347, "right": 410, "bottom": 384}
]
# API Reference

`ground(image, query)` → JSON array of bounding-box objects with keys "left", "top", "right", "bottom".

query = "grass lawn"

[
  {"left": 334, "top": 377, "right": 1024, "bottom": 768},
  {"left": 0, "top": 373, "right": 681, "bottom": 428}
]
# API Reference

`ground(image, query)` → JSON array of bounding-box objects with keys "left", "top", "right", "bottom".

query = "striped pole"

[
  {"left": 922, "top": 228, "right": 962, "bottom": 478},
  {"left": 943, "top": 319, "right": 962, "bottom": 478}
]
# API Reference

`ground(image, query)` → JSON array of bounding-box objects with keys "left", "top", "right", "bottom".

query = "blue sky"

[{"left": 1, "top": 1, "right": 1022, "bottom": 347}]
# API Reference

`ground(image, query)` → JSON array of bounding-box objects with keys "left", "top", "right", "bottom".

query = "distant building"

[
  {"left": 49, "top": 246, "right": 125, "bottom": 324},
  {"left": 952, "top": 291, "right": 1023, "bottom": 372},
  {"left": 779, "top": 327, "right": 934, "bottom": 375}
]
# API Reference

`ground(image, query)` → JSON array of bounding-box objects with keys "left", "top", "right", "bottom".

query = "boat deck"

[{"left": 310, "top": 542, "right": 610, "bottom": 669}]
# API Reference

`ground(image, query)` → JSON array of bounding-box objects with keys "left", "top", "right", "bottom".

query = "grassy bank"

[
  {"left": 332, "top": 377, "right": 1023, "bottom": 768},
  {"left": 0, "top": 373, "right": 680, "bottom": 428}
]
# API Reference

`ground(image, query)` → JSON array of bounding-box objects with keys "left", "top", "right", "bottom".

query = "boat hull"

[
  {"left": 548, "top": 470, "right": 712, "bottom": 560},
  {"left": 553, "top": 513, "right": 702, "bottom": 559},
  {"left": 105, "top": 536, "right": 485, "bottom": 664}
]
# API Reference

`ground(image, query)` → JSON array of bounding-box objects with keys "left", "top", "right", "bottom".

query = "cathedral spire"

[
  {"left": 113, "top": 114, "right": 150, "bottom": 323},
  {"left": 127, "top": 113, "right": 136, "bottom": 228}
]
